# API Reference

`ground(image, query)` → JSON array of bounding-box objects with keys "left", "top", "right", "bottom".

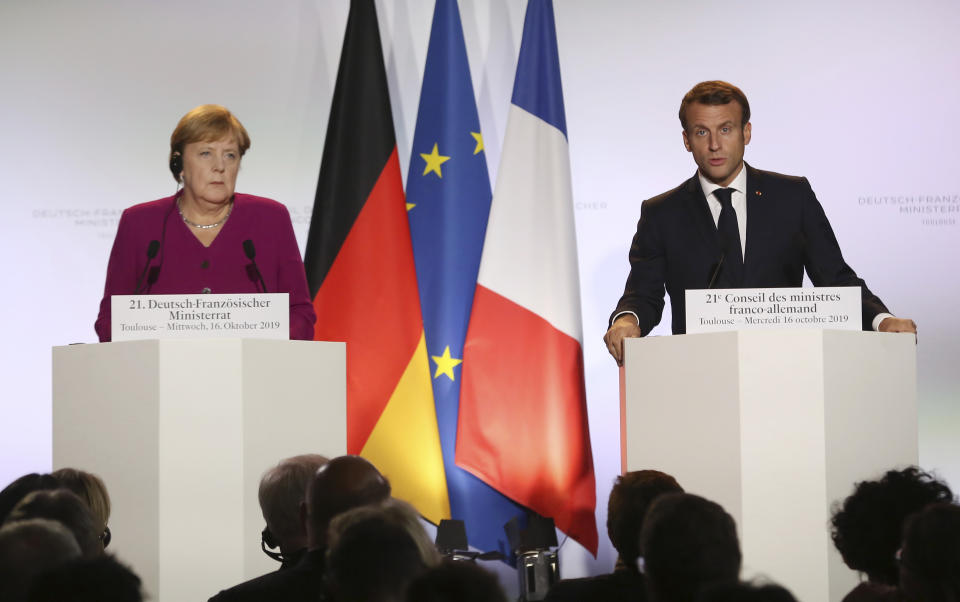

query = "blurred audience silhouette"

[
  {"left": 640, "top": 492, "right": 741, "bottom": 602},
  {"left": 545, "top": 469, "right": 683, "bottom": 602},
  {"left": 3, "top": 455, "right": 958, "bottom": 602},
  {"left": 831, "top": 466, "right": 954, "bottom": 601}
]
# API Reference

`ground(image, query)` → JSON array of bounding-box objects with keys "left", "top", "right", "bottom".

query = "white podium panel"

[
  {"left": 622, "top": 330, "right": 917, "bottom": 602},
  {"left": 52, "top": 339, "right": 346, "bottom": 602}
]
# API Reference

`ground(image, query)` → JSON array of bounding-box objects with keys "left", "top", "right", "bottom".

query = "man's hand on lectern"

[
  {"left": 603, "top": 315, "right": 643, "bottom": 367},
  {"left": 878, "top": 316, "right": 918, "bottom": 342}
]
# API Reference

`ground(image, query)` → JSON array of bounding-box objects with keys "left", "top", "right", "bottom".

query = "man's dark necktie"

[{"left": 714, "top": 187, "right": 744, "bottom": 286}]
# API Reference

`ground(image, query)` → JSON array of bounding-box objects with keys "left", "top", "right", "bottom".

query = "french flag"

[{"left": 458, "top": 0, "right": 598, "bottom": 554}]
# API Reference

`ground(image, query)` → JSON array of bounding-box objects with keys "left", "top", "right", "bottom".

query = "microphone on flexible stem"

[
  {"left": 707, "top": 252, "right": 725, "bottom": 289},
  {"left": 243, "top": 239, "right": 269, "bottom": 293},
  {"left": 135, "top": 240, "right": 160, "bottom": 294}
]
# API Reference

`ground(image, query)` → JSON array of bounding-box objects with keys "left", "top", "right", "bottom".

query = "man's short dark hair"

[
  {"left": 899, "top": 502, "right": 960, "bottom": 602},
  {"left": 305, "top": 455, "right": 391, "bottom": 546},
  {"left": 27, "top": 554, "right": 143, "bottom": 602},
  {"left": 679, "top": 81, "right": 751, "bottom": 131},
  {"left": 0, "top": 473, "right": 61, "bottom": 525},
  {"left": 641, "top": 493, "right": 741, "bottom": 602},
  {"left": 405, "top": 560, "right": 508, "bottom": 602},
  {"left": 607, "top": 470, "right": 683, "bottom": 565},
  {"left": 7, "top": 489, "right": 102, "bottom": 558},
  {"left": 0, "top": 519, "right": 82, "bottom": 602},
  {"left": 326, "top": 515, "right": 428, "bottom": 602},
  {"left": 696, "top": 581, "right": 798, "bottom": 602},
  {"left": 830, "top": 466, "right": 954, "bottom": 585}
]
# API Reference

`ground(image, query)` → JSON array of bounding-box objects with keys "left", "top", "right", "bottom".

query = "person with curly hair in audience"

[{"left": 831, "top": 466, "right": 954, "bottom": 601}]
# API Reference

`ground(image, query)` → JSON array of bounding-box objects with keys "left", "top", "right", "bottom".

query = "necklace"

[{"left": 178, "top": 198, "right": 232, "bottom": 230}]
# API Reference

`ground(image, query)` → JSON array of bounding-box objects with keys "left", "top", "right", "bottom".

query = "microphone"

[
  {"left": 243, "top": 239, "right": 269, "bottom": 293},
  {"left": 135, "top": 240, "right": 160, "bottom": 294},
  {"left": 707, "top": 252, "right": 725, "bottom": 289}
]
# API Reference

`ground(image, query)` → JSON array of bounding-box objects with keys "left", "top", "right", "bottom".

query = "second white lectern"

[
  {"left": 622, "top": 330, "right": 916, "bottom": 602},
  {"left": 52, "top": 339, "right": 346, "bottom": 602}
]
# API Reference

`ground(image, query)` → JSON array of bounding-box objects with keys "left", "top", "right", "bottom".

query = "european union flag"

[{"left": 406, "top": 0, "right": 524, "bottom": 556}]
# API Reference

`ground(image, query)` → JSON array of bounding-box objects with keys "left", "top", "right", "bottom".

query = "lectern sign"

[
  {"left": 111, "top": 294, "right": 289, "bottom": 341},
  {"left": 685, "top": 287, "right": 861, "bottom": 334}
]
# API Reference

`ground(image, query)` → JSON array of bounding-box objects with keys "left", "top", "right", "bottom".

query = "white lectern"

[
  {"left": 52, "top": 339, "right": 346, "bottom": 602},
  {"left": 622, "top": 330, "right": 916, "bottom": 602}
]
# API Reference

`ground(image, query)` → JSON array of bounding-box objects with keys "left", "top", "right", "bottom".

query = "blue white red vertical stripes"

[
  {"left": 406, "top": 0, "right": 524, "bottom": 556},
  {"left": 459, "top": 0, "right": 598, "bottom": 554}
]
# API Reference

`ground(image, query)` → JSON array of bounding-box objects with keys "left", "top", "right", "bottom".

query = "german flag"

[{"left": 304, "top": 0, "right": 449, "bottom": 524}]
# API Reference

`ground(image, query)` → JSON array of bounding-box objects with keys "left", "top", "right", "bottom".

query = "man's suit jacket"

[
  {"left": 207, "top": 548, "right": 326, "bottom": 602},
  {"left": 611, "top": 165, "right": 888, "bottom": 335},
  {"left": 543, "top": 567, "right": 647, "bottom": 602}
]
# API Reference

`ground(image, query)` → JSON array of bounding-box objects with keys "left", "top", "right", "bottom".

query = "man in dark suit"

[
  {"left": 543, "top": 470, "right": 683, "bottom": 602},
  {"left": 604, "top": 81, "right": 917, "bottom": 364},
  {"left": 207, "top": 455, "right": 391, "bottom": 602}
]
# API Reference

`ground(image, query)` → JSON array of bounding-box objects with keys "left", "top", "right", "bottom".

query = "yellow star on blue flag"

[
  {"left": 431, "top": 346, "right": 463, "bottom": 381},
  {"left": 420, "top": 143, "right": 451, "bottom": 178},
  {"left": 404, "top": 0, "right": 521, "bottom": 557}
]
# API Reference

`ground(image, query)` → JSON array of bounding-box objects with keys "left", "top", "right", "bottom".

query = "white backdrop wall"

[{"left": 2, "top": 0, "right": 958, "bottom": 584}]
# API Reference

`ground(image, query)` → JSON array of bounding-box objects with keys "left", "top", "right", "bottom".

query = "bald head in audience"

[{"left": 304, "top": 454, "right": 391, "bottom": 551}]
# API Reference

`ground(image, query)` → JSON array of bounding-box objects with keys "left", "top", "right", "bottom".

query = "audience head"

[
  {"left": 258, "top": 454, "right": 329, "bottom": 554},
  {"left": 641, "top": 493, "right": 741, "bottom": 602},
  {"left": 0, "top": 519, "right": 82, "bottom": 602},
  {"left": 305, "top": 454, "right": 391, "bottom": 549},
  {"left": 831, "top": 466, "right": 954, "bottom": 585},
  {"left": 899, "top": 502, "right": 960, "bottom": 602},
  {"left": 7, "top": 489, "right": 102, "bottom": 558},
  {"left": 328, "top": 498, "right": 440, "bottom": 569},
  {"left": 405, "top": 560, "right": 508, "bottom": 602},
  {"left": 696, "top": 581, "right": 798, "bottom": 602},
  {"left": 0, "top": 473, "right": 61, "bottom": 525},
  {"left": 26, "top": 554, "right": 143, "bottom": 602},
  {"left": 607, "top": 469, "right": 683, "bottom": 567},
  {"left": 326, "top": 499, "right": 435, "bottom": 602},
  {"left": 51, "top": 468, "right": 111, "bottom": 548}
]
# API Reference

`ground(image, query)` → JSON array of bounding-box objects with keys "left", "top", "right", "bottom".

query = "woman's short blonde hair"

[
  {"left": 50, "top": 468, "right": 111, "bottom": 534},
  {"left": 169, "top": 104, "right": 251, "bottom": 180}
]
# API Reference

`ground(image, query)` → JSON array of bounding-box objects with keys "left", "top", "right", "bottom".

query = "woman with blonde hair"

[
  {"left": 94, "top": 104, "right": 316, "bottom": 341},
  {"left": 51, "top": 468, "right": 112, "bottom": 550}
]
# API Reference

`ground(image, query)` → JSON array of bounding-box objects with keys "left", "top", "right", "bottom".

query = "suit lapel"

[
  {"left": 743, "top": 164, "right": 771, "bottom": 284},
  {"left": 682, "top": 172, "right": 721, "bottom": 255}
]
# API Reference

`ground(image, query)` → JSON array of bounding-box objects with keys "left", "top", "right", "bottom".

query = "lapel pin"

[{"left": 755, "top": 190, "right": 762, "bottom": 196}]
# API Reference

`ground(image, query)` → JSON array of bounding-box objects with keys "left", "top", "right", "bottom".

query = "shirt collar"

[{"left": 698, "top": 162, "right": 747, "bottom": 201}]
